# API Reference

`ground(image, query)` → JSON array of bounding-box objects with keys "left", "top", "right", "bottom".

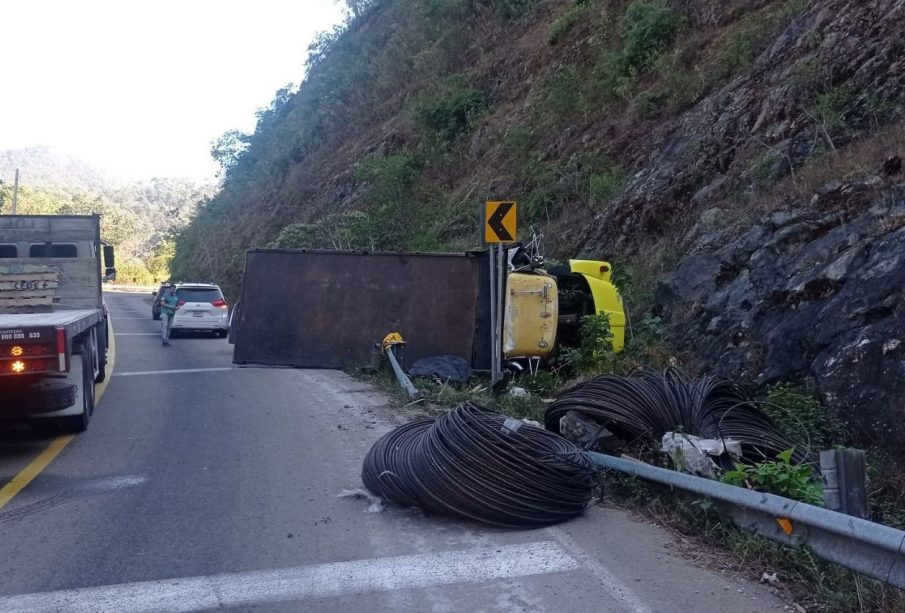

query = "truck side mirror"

[
  {"left": 103, "top": 244, "right": 115, "bottom": 269},
  {"left": 104, "top": 267, "right": 117, "bottom": 282}
]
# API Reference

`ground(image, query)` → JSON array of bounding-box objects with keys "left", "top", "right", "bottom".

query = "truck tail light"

[
  {"left": 56, "top": 326, "right": 66, "bottom": 372},
  {"left": 211, "top": 299, "right": 228, "bottom": 309},
  {"left": 11, "top": 360, "right": 26, "bottom": 374}
]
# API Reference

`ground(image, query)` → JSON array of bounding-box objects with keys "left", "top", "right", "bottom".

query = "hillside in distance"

[
  {"left": 173, "top": 0, "right": 905, "bottom": 455},
  {"left": 0, "top": 147, "right": 112, "bottom": 191},
  {"left": 0, "top": 147, "right": 213, "bottom": 283}
]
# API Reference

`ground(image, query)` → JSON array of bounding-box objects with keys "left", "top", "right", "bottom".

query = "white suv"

[{"left": 170, "top": 283, "right": 230, "bottom": 338}]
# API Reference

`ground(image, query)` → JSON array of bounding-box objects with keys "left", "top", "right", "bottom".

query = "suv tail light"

[
  {"left": 177, "top": 300, "right": 186, "bottom": 307},
  {"left": 211, "top": 299, "right": 228, "bottom": 309}
]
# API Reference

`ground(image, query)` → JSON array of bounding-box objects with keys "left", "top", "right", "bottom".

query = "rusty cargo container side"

[{"left": 233, "top": 250, "right": 488, "bottom": 370}]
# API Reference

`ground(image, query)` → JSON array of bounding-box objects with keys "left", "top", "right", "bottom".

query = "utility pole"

[{"left": 11, "top": 169, "right": 18, "bottom": 214}]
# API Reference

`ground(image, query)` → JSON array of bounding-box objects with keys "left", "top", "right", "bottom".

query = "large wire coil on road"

[
  {"left": 362, "top": 403, "right": 598, "bottom": 528},
  {"left": 544, "top": 368, "right": 802, "bottom": 465}
]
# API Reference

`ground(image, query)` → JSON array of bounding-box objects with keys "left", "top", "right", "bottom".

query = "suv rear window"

[
  {"left": 0, "top": 244, "right": 16, "bottom": 258},
  {"left": 176, "top": 288, "right": 223, "bottom": 303}
]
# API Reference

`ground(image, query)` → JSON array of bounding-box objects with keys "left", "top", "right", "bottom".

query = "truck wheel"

[{"left": 62, "top": 347, "right": 95, "bottom": 433}]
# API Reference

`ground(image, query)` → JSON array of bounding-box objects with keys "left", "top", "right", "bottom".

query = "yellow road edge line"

[
  {"left": 0, "top": 316, "right": 117, "bottom": 510},
  {"left": 95, "top": 319, "right": 117, "bottom": 402},
  {"left": 0, "top": 435, "right": 75, "bottom": 509}
]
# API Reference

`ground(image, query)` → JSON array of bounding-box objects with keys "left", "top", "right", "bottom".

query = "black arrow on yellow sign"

[{"left": 485, "top": 201, "right": 517, "bottom": 243}]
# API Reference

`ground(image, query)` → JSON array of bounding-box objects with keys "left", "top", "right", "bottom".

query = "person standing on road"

[{"left": 159, "top": 286, "right": 179, "bottom": 347}]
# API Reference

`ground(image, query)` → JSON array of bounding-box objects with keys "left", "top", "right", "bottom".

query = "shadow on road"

[{"left": 0, "top": 421, "right": 61, "bottom": 463}]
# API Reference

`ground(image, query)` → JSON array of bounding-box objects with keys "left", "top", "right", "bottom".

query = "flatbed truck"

[{"left": 0, "top": 215, "right": 114, "bottom": 432}]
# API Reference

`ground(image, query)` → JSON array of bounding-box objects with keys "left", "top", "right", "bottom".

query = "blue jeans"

[{"left": 161, "top": 311, "right": 174, "bottom": 342}]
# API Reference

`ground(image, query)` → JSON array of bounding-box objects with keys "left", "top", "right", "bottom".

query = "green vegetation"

[
  {"left": 548, "top": 2, "right": 590, "bottom": 45},
  {"left": 604, "top": 471, "right": 905, "bottom": 612},
  {"left": 807, "top": 86, "right": 851, "bottom": 142},
  {"left": 269, "top": 211, "right": 379, "bottom": 251},
  {"left": 559, "top": 312, "right": 668, "bottom": 376},
  {"left": 867, "top": 450, "right": 905, "bottom": 531},
  {"left": 762, "top": 383, "right": 842, "bottom": 452},
  {"left": 709, "top": 2, "right": 805, "bottom": 82},
  {"left": 541, "top": 66, "right": 588, "bottom": 119},
  {"left": 353, "top": 152, "right": 441, "bottom": 249},
  {"left": 0, "top": 177, "right": 204, "bottom": 285},
  {"left": 588, "top": 166, "right": 626, "bottom": 205},
  {"left": 722, "top": 449, "right": 824, "bottom": 505},
  {"left": 364, "top": 366, "right": 547, "bottom": 423},
  {"left": 560, "top": 313, "right": 615, "bottom": 373},
  {"left": 619, "top": 1, "right": 680, "bottom": 75},
  {"left": 413, "top": 77, "right": 488, "bottom": 144}
]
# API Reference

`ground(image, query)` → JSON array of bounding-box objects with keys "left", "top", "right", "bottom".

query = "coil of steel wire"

[
  {"left": 361, "top": 403, "right": 598, "bottom": 528},
  {"left": 544, "top": 367, "right": 803, "bottom": 465}
]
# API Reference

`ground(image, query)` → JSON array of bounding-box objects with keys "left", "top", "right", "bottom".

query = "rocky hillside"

[{"left": 173, "top": 0, "right": 904, "bottom": 452}]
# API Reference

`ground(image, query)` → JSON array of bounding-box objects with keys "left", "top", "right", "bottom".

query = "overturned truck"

[{"left": 231, "top": 248, "right": 624, "bottom": 372}]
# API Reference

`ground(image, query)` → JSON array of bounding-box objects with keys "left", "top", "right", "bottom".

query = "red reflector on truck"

[{"left": 56, "top": 326, "right": 66, "bottom": 372}]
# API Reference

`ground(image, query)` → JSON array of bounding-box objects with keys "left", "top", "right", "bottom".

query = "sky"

[{"left": 1, "top": 0, "right": 347, "bottom": 182}]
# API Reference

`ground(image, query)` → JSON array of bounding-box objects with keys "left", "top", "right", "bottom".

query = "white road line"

[
  {"left": 546, "top": 526, "right": 653, "bottom": 613},
  {"left": 0, "top": 541, "right": 578, "bottom": 613},
  {"left": 114, "top": 333, "right": 159, "bottom": 336},
  {"left": 114, "top": 367, "right": 237, "bottom": 377}
]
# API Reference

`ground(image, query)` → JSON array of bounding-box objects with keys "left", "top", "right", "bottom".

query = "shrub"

[
  {"left": 588, "top": 166, "right": 626, "bottom": 205},
  {"left": 269, "top": 211, "right": 382, "bottom": 251},
  {"left": 549, "top": 3, "right": 589, "bottom": 45},
  {"left": 620, "top": 1, "right": 680, "bottom": 74},
  {"left": 808, "top": 87, "right": 851, "bottom": 133},
  {"left": 762, "top": 384, "right": 842, "bottom": 451},
  {"left": 413, "top": 78, "right": 488, "bottom": 143},
  {"left": 561, "top": 313, "right": 616, "bottom": 373},
  {"left": 722, "top": 449, "right": 824, "bottom": 505},
  {"left": 591, "top": 1, "right": 679, "bottom": 102},
  {"left": 354, "top": 152, "right": 421, "bottom": 207},
  {"left": 501, "top": 125, "right": 536, "bottom": 159},
  {"left": 542, "top": 66, "right": 587, "bottom": 119}
]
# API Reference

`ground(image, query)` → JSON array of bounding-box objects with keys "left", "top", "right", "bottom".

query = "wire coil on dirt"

[
  {"left": 362, "top": 403, "right": 598, "bottom": 528},
  {"left": 544, "top": 368, "right": 801, "bottom": 465}
]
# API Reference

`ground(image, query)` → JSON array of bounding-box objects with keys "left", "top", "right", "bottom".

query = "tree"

[{"left": 210, "top": 130, "right": 251, "bottom": 177}]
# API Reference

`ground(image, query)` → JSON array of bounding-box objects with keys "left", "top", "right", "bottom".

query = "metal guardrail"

[
  {"left": 104, "top": 285, "right": 157, "bottom": 294},
  {"left": 585, "top": 452, "right": 905, "bottom": 589}
]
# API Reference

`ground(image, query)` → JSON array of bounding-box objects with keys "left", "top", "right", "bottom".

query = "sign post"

[{"left": 483, "top": 201, "right": 517, "bottom": 387}]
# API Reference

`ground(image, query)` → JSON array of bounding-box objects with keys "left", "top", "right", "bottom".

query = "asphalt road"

[{"left": 0, "top": 292, "right": 789, "bottom": 612}]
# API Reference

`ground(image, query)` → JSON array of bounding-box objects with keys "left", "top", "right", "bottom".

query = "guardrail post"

[{"left": 820, "top": 449, "right": 868, "bottom": 519}]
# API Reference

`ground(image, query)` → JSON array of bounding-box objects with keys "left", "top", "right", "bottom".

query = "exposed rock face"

[
  {"left": 578, "top": 0, "right": 905, "bottom": 452},
  {"left": 583, "top": 0, "right": 905, "bottom": 252},
  {"left": 656, "top": 179, "right": 905, "bottom": 450}
]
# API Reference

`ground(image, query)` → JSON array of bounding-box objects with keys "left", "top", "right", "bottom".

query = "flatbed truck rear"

[{"left": 0, "top": 215, "right": 115, "bottom": 432}]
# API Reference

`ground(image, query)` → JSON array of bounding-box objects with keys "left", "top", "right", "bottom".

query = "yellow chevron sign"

[{"left": 484, "top": 201, "right": 517, "bottom": 243}]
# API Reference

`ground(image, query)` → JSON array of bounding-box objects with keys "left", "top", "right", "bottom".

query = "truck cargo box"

[{"left": 233, "top": 249, "right": 491, "bottom": 370}]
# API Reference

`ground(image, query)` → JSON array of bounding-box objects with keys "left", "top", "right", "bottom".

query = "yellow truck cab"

[
  {"left": 566, "top": 260, "right": 625, "bottom": 351},
  {"left": 501, "top": 259, "right": 625, "bottom": 363}
]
